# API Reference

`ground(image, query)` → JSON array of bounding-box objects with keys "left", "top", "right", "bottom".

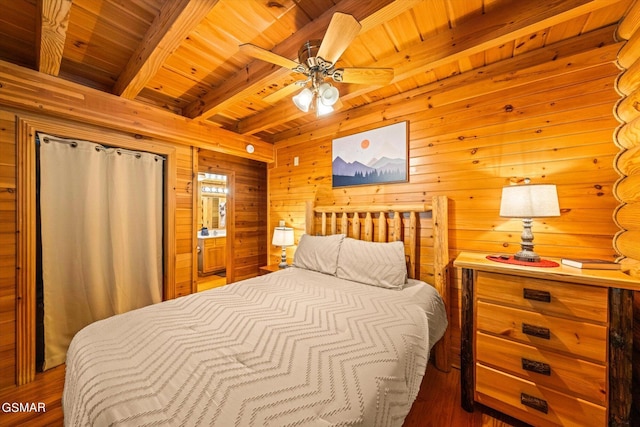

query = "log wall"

[
  {"left": 268, "top": 28, "right": 624, "bottom": 367},
  {"left": 614, "top": 1, "right": 640, "bottom": 276},
  {"left": 613, "top": 1, "right": 640, "bottom": 419}
]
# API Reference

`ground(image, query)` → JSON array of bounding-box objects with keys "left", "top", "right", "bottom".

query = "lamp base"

[
  {"left": 279, "top": 247, "right": 288, "bottom": 268},
  {"left": 514, "top": 249, "right": 540, "bottom": 263}
]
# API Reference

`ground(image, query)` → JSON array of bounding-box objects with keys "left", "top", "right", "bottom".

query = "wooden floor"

[
  {"left": 0, "top": 363, "right": 521, "bottom": 426},
  {"left": 197, "top": 272, "right": 227, "bottom": 292}
]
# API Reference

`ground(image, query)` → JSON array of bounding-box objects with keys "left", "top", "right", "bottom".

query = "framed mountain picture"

[{"left": 332, "top": 121, "right": 408, "bottom": 188}]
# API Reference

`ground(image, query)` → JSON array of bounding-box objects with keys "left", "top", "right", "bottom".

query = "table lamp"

[
  {"left": 272, "top": 220, "right": 294, "bottom": 268},
  {"left": 499, "top": 179, "right": 560, "bottom": 262}
]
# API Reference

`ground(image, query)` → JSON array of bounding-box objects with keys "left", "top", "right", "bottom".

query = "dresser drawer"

[
  {"left": 476, "top": 332, "right": 606, "bottom": 405},
  {"left": 476, "top": 271, "right": 608, "bottom": 322},
  {"left": 476, "top": 301, "right": 607, "bottom": 362},
  {"left": 476, "top": 364, "right": 606, "bottom": 427}
]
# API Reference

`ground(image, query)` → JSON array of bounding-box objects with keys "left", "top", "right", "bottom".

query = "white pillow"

[
  {"left": 293, "top": 234, "right": 345, "bottom": 275},
  {"left": 336, "top": 238, "right": 407, "bottom": 289}
]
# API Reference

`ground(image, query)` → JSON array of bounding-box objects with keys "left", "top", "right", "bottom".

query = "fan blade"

[
  {"left": 332, "top": 67, "right": 394, "bottom": 85},
  {"left": 239, "top": 44, "right": 303, "bottom": 72},
  {"left": 316, "top": 13, "right": 362, "bottom": 65}
]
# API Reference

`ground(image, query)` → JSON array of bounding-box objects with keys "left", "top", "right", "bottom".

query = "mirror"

[
  {"left": 197, "top": 172, "right": 228, "bottom": 291},
  {"left": 198, "top": 173, "right": 227, "bottom": 234}
]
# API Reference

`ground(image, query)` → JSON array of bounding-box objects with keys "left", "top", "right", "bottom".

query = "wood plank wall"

[
  {"left": 0, "top": 108, "right": 195, "bottom": 388},
  {"left": 612, "top": 2, "right": 640, "bottom": 419},
  {"left": 175, "top": 146, "right": 195, "bottom": 298},
  {"left": 268, "top": 29, "right": 623, "bottom": 367},
  {"left": 199, "top": 149, "right": 268, "bottom": 282},
  {"left": 0, "top": 111, "right": 17, "bottom": 389}
]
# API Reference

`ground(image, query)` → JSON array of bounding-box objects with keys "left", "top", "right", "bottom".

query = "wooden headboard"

[{"left": 305, "top": 195, "right": 450, "bottom": 371}]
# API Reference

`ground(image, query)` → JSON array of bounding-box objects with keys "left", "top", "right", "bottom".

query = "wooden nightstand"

[
  {"left": 454, "top": 252, "right": 639, "bottom": 427},
  {"left": 259, "top": 263, "right": 288, "bottom": 275}
]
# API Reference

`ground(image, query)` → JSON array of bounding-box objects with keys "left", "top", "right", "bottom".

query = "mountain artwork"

[{"left": 332, "top": 121, "right": 408, "bottom": 188}]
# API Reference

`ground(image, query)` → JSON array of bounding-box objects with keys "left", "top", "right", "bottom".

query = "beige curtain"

[{"left": 38, "top": 133, "right": 163, "bottom": 370}]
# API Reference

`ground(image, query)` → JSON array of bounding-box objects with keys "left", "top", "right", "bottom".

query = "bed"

[{"left": 63, "top": 197, "right": 450, "bottom": 426}]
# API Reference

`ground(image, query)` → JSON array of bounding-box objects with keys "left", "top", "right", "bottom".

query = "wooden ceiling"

[{"left": 0, "top": 0, "right": 635, "bottom": 143}]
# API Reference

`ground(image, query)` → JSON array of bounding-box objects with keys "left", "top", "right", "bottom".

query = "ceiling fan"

[{"left": 240, "top": 12, "right": 394, "bottom": 115}]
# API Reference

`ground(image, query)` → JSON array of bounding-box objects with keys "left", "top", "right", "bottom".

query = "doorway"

[{"left": 197, "top": 171, "right": 233, "bottom": 291}]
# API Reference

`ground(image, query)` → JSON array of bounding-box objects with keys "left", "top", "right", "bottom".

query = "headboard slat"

[
  {"left": 352, "top": 213, "right": 361, "bottom": 239},
  {"left": 409, "top": 212, "right": 417, "bottom": 278},
  {"left": 321, "top": 212, "right": 327, "bottom": 236},
  {"left": 393, "top": 212, "right": 402, "bottom": 241},
  {"left": 378, "top": 212, "right": 387, "bottom": 242},
  {"left": 364, "top": 212, "right": 373, "bottom": 241},
  {"left": 331, "top": 212, "right": 337, "bottom": 234}
]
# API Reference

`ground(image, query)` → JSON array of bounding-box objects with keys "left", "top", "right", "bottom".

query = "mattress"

[{"left": 63, "top": 267, "right": 447, "bottom": 426}]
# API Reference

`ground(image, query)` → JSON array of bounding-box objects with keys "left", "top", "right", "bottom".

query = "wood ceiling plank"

[
  {"left": 513, "top": 30, "right": 548, "bottom": 56},
  {"left": 183, "top": 0, "right": 396, "bottom": 120},
  {"left": 387, "top": 0, "right": 622, "bottom": 83},
  {"left": 113, "top": 0, "right": 219, "bottom": 99},
  {"left": 237, "top": 0, "right": 622, "bottom": 135},
  {"left": 64, "top": 6, "right": 144, "bottom": 57},
  {"left": 445, "top": 0, "right": 483, "bottom": 27},
  {"left": 411, "top": 0, "right": 450, "bottom": 39},
  {"left": 583, "top": 0, "right": 634, "bottom": 33},
  {"left": 545, "top": 15, "right": 589, "bottom": 45},
  {"left": 71, "top": 0, "right": 158, "bottom": 38},
  {"left": 342, "top": 0, "right": 425, "bottom": 68},
  {"left": 0, "top": 0, "right": 38, "bottom": 68},
  {"left": 37, "top": 0, "right": 72, "bottom": 76}
]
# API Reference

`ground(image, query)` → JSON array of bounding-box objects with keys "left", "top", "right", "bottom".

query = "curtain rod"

[{"left": 41, "top": 135, "right": 165, "bottom": 161}]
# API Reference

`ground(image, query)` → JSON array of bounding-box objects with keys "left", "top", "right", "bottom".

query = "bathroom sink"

[{"left": 198, "top": 230, "right": 226, "bottom": 238}]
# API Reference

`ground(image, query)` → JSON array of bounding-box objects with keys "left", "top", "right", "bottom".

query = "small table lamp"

[
  {"left": 272, "top": 220, "right": 294, "bottom": 268},
  {"left": 499, "top": 179, "right": 560, "bottom": 262}
]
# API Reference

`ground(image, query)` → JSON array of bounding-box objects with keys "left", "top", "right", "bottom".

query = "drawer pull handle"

[
  {"left": 521, "top": 393, "right": 548, "bottom": 414},
  {"left": 523, "top": 288, "right": 551, "bottom": 303},
  {"left": 521, "top": 358, "right": 551, "bottom": 376},
  {"left": 522, "top": 323, "right": 550, "bottom": 340}
]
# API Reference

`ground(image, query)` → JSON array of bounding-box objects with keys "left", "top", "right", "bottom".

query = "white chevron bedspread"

[{"left": 63, "top": 267, "right": 447, "bottom": 426}]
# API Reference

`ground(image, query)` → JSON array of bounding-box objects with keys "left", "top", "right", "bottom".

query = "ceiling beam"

[
  {"left": 182, "top": 0, "right": 395, "bottom": 120},
  {"left": 37, "top": 0, "right": 72, "bottom": 76},
  {"left": 236, "top": 0, "right": 622, "bottom": 136},
  {"left": 113, "top": 0, "right": 219, "bottom": 99},
  {"left": 0, "top": 59, "right": 273, "bottom": 162}
]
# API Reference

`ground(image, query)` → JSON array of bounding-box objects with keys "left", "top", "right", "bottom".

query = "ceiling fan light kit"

[
  {"left": 240, "top": 12, "right": 394, "bottom": 118},
  {"left": 292, "top": 75, "right": 339, "bottom": 116}
]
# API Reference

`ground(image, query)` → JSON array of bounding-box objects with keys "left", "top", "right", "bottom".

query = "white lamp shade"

[
  {"left": 318, "top": 82, "right": 339, "bottom": 106},
  {"left": 316, "top": 97, "right": 334, "bottom": 116},
  {"left": 500, "top": 184, "right": 560, "bottom": 218},
  {"left": 272, "top": 227, "right": 294, "bottom": 246},
  {"left": 292, "top": 88, "right": 313, "bottom": 112}
]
